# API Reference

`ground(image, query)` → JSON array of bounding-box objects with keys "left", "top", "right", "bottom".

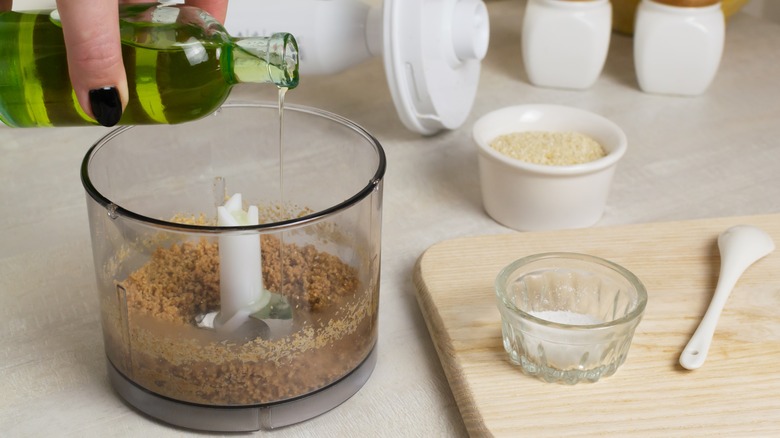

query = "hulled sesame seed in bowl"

[{"left": 472, "top": 104, "right": 627, "bottom": 231}]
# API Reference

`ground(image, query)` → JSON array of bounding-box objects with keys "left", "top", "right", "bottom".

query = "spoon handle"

[{"left": 678, "top": 265, "right": 744, "bottom": 370}]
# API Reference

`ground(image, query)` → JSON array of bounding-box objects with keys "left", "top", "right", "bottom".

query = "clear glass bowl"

[
  {"left": 495, "top": 252, "right": 647, "bottom": 384},
  {"left": 81, "top": 103, "right": 385, "bottom": 431}
]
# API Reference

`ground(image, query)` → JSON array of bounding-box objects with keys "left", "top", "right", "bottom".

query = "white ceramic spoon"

[{"left": 679, "top": 225, "right": 775, "bottom": 370}]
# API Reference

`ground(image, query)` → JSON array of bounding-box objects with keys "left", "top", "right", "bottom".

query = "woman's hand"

[{"left": 54, "top": 0, "right": 228, "bottom": 127}]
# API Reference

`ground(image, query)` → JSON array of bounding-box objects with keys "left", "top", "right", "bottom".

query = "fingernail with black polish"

[{"left": 89, "top": 87, "right": 122, "bottom": 127}]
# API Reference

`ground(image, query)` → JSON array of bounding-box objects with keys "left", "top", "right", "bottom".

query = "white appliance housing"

[{"left": 226, "top": 0, "right": 490, "bottom": 135}]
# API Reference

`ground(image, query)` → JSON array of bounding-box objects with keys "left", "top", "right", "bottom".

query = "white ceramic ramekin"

[{"left": 472, "top": 104, "right": 627, "bottom": 231}]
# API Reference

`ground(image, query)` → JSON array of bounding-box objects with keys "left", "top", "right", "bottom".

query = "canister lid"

[{"left": 651, "top": 0, "right": 721, "bottom": 7}]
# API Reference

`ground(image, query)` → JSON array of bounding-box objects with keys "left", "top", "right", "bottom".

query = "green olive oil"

[{"left": 0, "top": 5, "right": 298, "bottom": 127}]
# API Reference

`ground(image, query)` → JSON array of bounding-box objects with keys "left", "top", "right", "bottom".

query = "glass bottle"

[{"left": 0, "top": 3, "right": 299, "bottom": 127}]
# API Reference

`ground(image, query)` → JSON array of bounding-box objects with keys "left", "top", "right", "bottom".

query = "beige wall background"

[{"left": 743, "top": 0, "right": 780, "bottom": 23}]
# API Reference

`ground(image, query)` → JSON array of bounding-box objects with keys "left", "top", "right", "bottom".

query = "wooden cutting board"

[{"left": 413, "top": 214, "right": 780, "bottom": 437}]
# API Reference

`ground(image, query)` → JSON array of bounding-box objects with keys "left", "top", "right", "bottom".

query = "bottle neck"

[{"left": 229, "top": 33, "right": 299, "bottom": 89}]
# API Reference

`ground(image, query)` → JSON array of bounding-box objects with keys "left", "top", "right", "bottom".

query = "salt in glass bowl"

[
  {"left": 495, "top": 252, "right": 647, "bottom": 384},
  {"left": 472, "top": 104, "right": 627, "bottom": 231}
]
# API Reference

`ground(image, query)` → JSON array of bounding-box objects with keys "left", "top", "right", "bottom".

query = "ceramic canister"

[
  {"left": 522, "top": 0, "right": 612, "bottom": 90},
  {"left": 634, "top": 0, "right": 725, "bottom": 96}
]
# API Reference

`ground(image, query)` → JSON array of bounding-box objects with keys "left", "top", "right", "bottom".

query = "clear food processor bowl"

[{"left": 81, "top": 103, "right": 385, "bottom": 432}]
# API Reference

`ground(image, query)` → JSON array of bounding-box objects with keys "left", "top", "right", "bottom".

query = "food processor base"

[{"left": 107, "top": 346, "right": 377, "bottom": 432}]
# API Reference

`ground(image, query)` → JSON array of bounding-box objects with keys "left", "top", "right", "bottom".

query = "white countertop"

[{"left": 2, "top": 1, "right": 780, "bottom": 436}]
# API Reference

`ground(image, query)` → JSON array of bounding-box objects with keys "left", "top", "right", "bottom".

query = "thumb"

[{"left": 55, "top": 0, "right": 128, "bottom": 127}]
